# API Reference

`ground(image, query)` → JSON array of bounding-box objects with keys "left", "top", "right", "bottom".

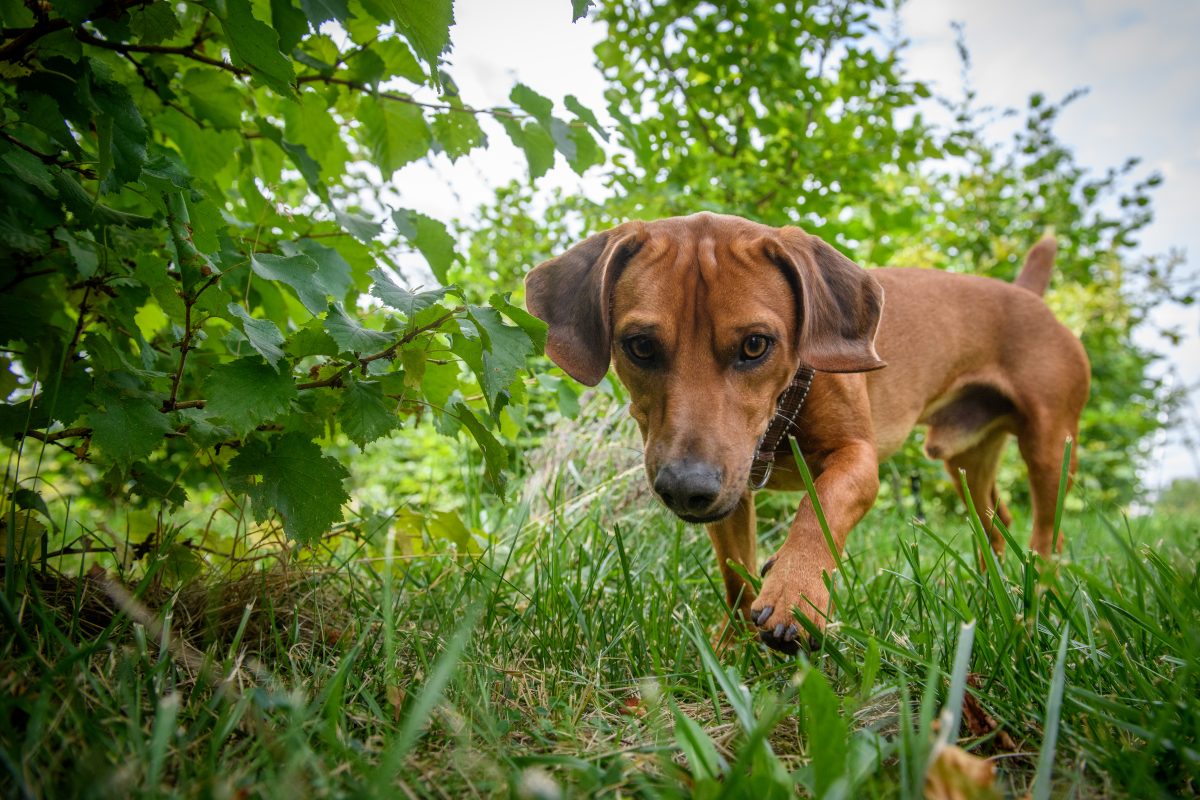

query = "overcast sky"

[{"left": 394, "top": 0, "right": 1200, "bottom": 488}]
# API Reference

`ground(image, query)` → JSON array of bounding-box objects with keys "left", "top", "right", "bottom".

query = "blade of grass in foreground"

[
  {"left": 1032, "top": 621, "right": 1072, "bottom": 800},
  {"left": 371, "top": 607, "right": 478, "bottom": 792},
  {"left": 936, "top": 620, "right": 978, "bottom": 752},
  {"left": 1052, "top": 437, "right": 1073, "bottom": 553},
  {"left": 789, "top": 438, "right": 843, "bottom": 574}
]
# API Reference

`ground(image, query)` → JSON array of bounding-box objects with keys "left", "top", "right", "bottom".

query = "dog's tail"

[{"left": 1014, "top": 235, "right": 1057, "bottom": 296}]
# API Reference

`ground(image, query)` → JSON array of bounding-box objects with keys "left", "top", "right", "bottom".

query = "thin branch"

[
  {"left": 74, "top": 29, "right": 251, "bottom": 76},
  {"left": 18, "top": 426, "right": 92, "bottom": 443},
  {"left": 0, "top": 131, "right": 96, "bottom": 179},
  {"left": 64, "top": 284, "right": 92, "bottom": 370},
  {"left": 294, "top": 74, "right": 530, "bottom": 121},
  {"left": 165, "top": 298, "right": 194, "bottom": 411},
  {"left": 296, "top": 308, "right": 462, "bottom": 390},
  {"left": 0, "top": 267, "right": 56, "bottom": 293},
  {"left": 0, "top": 0, "right": 142, "bottom": 61},
  {"left": 0, "top": 16, "right": 68, "bottom": 62}
]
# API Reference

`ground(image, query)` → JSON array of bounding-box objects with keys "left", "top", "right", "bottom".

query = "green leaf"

[
  {"left": 228, "top": 432, "right": 350, "bottom": 543},
  {"left": 52, "top": 0, "right": 102, "bottom": 25},
  {"left": 181, "top": 69, "right": 245, "bottom": 131},
  {"left": 299, "top": 0, "right": 350, "bottom": 25},
  {"left": 510, "top": 83, "right": 553, "bottom": 127},
  {"left": 284, "top": 89, "right": 350, "bottom": 176},
  {"left": 90, "top": 73, "right": 148, "bottom": 192},
  {"left": 570, "top": 0, "right": 592, "bottom": 22},
  {"left": 368, "top": 267, "right": 448, "bottom": 319},
  {"left": 338, "top": 379, "right": 399, "bottom": 447},
  {"left": 54, "top": 228, "right": 100, "bottom": 278},
  {"left": 358, "top": 0, "right": 452, "bottom": 76},
  {"left": 565, "top": 124, "right": 602, "bottom": 174},
  {"left": 208, "top": 0, "right": 296, "bottom": 97},
  {"left": 286, "top": 319, "right": 340, "bottom": 358},
  {"left": 88, "top": 396, "right": 173, "bottom": 473},
  {"left": 323, "top": 303, "right": 392, "bottom": 353},
  {"left": 565, "top": 94, "right": 606, "bottom": 139},
  {"left": 799, "top": 666, "right": 850, "bottom": 800},
  {"left": 499, "top": 117, "right": 555, "bottom": 180},
  {"left": 450, "top": 401, "right": 507, "bottom": 495},
  {"left": 358, "top": 97, "right": 431, "bottom": 173},
  {"left": 672, "top": 704, "right": 725, "bottom": 782},
  {"left": 203, "top": 356, "right": 298, "bottom": 435},
  {"left": 392, "top": 209, "right": 456, "bottom": 283},
  {"left": 334, "top": 206, "right": 383, "bottom": 243},
  {"left": 464, "top": 305, "right": 534, "bottom": 415},
  {"left": 431, "top": 106, "right": 486, "bottom": 162},
  {"left": 345, "top": 47, "right": 386, "bottom": 87},
  {"left": 489, "top": 292, "right": 547, "bottom": 353},
  {"left": 373, "top": 37, "right": 425, "bottom": 83},
  {"left": 249, "top": 252, "right": 328, "bottom": 315},
  {"left": 2, "top": 147, "right": 58, "bottom": 197},
  {"left": 282, "top": 239, "right": 353, "bottom": 303},
  {"left": 270, "top": 0, "right": 310, "bottom": 53},
  {"left": 255, "top": 117, "right": 323, "bottom": 194},
  {"left": 128, "top": 2, "right": 182, "bottom": 45},
  {"left": 228, "top": 304, "right": 287, "bottom": 371}
]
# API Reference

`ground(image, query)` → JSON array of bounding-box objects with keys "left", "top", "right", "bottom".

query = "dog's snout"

[{"left": 653, "top": 460, "right": 723, "bottom": 517}]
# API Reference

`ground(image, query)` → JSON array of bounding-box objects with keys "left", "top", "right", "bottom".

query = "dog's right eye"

[{"left": 623, "top": 336, "right": 657, "bottom": 364}]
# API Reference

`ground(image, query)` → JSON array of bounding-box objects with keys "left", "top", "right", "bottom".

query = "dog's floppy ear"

[
  {"left": 766, "top": 228, "right": 886, "bottom": 373},
  {"left": 525, "top": 222, "right": 647, "bottom": 385}
]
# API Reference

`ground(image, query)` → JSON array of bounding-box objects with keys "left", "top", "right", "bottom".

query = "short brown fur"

[{"left": 525, "top": 212, "right": 1089, "bottom": 652}]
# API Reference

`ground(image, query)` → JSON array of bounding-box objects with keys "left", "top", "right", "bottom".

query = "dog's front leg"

[
  {"left": 705, "top": 490, "right": 758, "bottom": 624},
  {"left": 751, "top": 441, "right": 879, "bottom": 653}
]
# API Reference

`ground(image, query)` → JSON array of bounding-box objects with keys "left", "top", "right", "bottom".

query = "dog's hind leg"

[
  {"left": 1017, "top": 420, "right": 1080, "bottom": 556},
  {"left": 944, "top": 429, "right": 1011, "bottom": 558},
  {"left": 706, "top": 490, "right": 758, "bottom": 623}
]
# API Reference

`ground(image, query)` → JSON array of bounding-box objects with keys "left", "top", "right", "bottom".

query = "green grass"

[{"left": 2, "top": 474, "right": 1199, "bottom": 798}]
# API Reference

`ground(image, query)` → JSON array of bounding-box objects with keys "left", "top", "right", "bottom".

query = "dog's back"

[{"left": 864, "top": 249, "right": 1090, "bottom": 463}]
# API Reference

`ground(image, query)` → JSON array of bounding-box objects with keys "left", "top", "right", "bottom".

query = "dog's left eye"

[
  {"left": 740, "top": 335, "right": 771, "bottom": 362},
  {"left": 624, "top": 335, "right": 658, "bottom": 364}
]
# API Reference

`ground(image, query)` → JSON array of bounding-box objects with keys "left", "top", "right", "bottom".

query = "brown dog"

[{"left": 525, "top": 212, "right": 1089, "bottom": 652}]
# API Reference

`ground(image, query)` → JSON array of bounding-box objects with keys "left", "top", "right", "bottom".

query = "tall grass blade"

[
  {"left": 146, "top": 692, "right": 179, "bottom": 791},
  {"left": 789, "top": 438, "right": 843, "bottom": 573},
  {"left": 937, "top": 620, "right": 977, "bottom": 749},
  {"left": 1032, "top": 621, "right": 1072, "bottom": 800},
  {"left": 1052, "top": 436, "right": 1073, "bottom": 552},
  {"left": 372, "top": 608, "right": 478, "bottom": 790}
]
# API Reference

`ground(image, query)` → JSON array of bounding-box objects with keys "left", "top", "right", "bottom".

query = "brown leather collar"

[{"left": 748, "top": 365, "right": 815, "bottom": 490}]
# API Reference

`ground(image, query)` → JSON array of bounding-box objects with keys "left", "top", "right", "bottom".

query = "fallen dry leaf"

[
  {"left": 963, "top": 674, "right": 1019, "bottom": 752},
  {"left": 962, "top": 691, "right": 1019, "bottom": 752},
  {"left": 925, "top": 744, "right": 1000, "bottom": 800}
]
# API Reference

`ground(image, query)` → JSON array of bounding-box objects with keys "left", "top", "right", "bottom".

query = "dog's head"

[{"left": 525, "top": 212, "right": 885, "bottom": 522}]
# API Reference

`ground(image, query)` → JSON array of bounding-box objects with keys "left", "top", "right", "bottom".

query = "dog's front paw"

[{"left": 750, "top": 558, "right": 831, "bottom": 654}]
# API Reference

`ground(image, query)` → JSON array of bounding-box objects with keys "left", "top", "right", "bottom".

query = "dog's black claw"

[
  {"left": 752, "top": 606, "right": 773, "bottom": 626},
  {"left": 760, "top": 558, "right": 776, "bottom": 577},
  {"left": 759, "top": 628, "right": 801, "bottom": 655},
  {"left": 773, "top": 623, "right": 785, "bottom": 639},
  {"left": 782, "top": 624, "right": 798, "bottom": 643}
]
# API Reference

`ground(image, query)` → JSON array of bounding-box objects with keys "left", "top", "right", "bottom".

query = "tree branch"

[
  {"left": 0, "top": 131, "right": 96, "bottom": 179},
  {"left": 75, "top": 29, "right": 251, "bottom": 76}
]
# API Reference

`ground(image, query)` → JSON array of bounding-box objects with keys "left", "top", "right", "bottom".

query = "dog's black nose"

[{"left": 653, "top": 460, "right": 723, "bottom": 517}]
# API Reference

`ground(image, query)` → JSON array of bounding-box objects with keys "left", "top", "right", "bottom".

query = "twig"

[
  {"left": 165, "top": 299, "right": 194, "bottom": 411},
  {"left": 75, "top": 29, "right": 251, "bottom": 76},
  {"left": 0, "top": 131, "right": 96, "bottom": 179},
  {"left": 296, "top": 309, "right": 461, "bottom": 389},
  {"left": 17, "top": 426, "right": 92, "bottom": 443}
]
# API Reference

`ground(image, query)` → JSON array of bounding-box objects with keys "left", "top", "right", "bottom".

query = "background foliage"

[
  {"left": 0, "top": 0, "right": 612, "bottom": 571},
  {"left": 474, "top": 0, "right": 1191, "bottom": 509}
]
